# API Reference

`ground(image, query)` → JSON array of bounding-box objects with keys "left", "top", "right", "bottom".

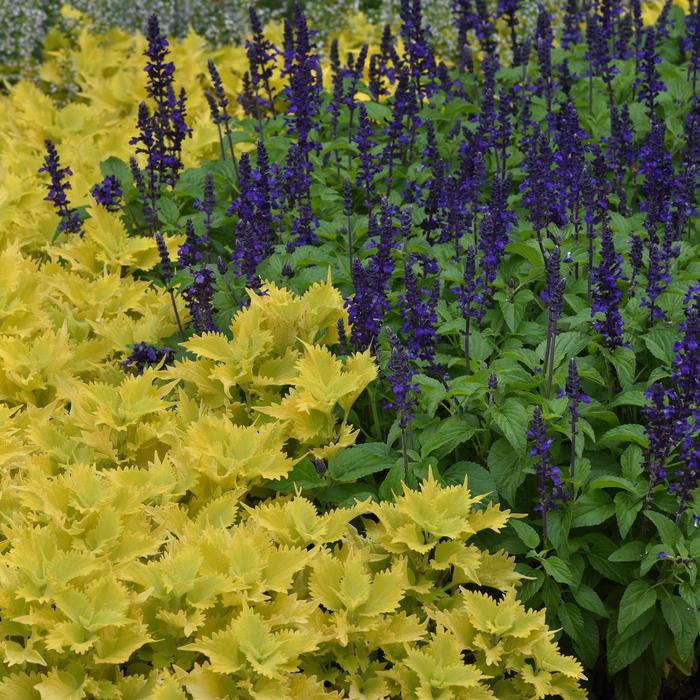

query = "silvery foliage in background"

[
  {"left": 0, "top": 0, "right": 563, "bottom": 86},
  {"left": 376, "top": 0, "right": 558, "bottom": 60},
  {"left": 0, "top": 0, "right": 61, "bottom": 81},
  {"left": 68, "top": 0, "right": 266, "bottom": 45}
]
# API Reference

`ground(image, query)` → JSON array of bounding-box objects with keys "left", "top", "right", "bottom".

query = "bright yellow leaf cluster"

[{"left": 0, "top": 463, "right": 585, "bottom": 698}]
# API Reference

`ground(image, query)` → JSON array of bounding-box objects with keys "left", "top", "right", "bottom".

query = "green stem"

[
  {"left": 168, "top": 289, "right": 185, "bottom": 340},
  {"left": 401, "top": 424, "right": 409, "bottom": 472},
  {"left": 368, "top": 385, "right": 383, "bottom": 441}
]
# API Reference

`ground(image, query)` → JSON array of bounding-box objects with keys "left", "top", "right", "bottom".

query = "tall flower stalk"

[
  {"left": 563, "top": 358, "right": 590, "bottom": 490},
  {"left": 527, "top": 406, "right": 569, "bottom": 540},
  {"left": 384, "top": 327, "right": 419, "bottom": 472}
]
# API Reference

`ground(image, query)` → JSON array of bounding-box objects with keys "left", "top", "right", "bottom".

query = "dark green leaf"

[
  {"left": 268, "top": 458, "right": 326, "bottom": 492},
  {"left": 414, "top": 374, "right": 449, "bottom": 418},
  {"left": 99, "top": 156, "right": 132, "bottom": 185},
  {"left": 491, "top": 398, "right": 528, "bottom": 452},
  {"left": 643, "top": 328, "right": 676, "bottom": 365},
  {"left": 643, "top": 510, "right": 681, "bottom": 548},
  {"left": 558, "top": 602, "right": 585, "bottom": 646},
  {"left": 505, "top": 241, "right": 543, "bottom": 267},
  {"left": 573, "top": 614, "right": 600, "bottom": 668},
  {"left": 156, "top": 197, "right": 180, "bottom": 227},
  {"left": 572, "top": 583, "right": 609, "bottom": 618},
  {"left": 328, "top": 442, "right": 396, "bottom": 482},
  {"left": 509, "top": 519, "right": 540, "bottom": 549},
  {"left": 607, "top": 619, "right": 656, "bottom": 675},
  {"left": 608, "top": 541, "right": 646, "bottom": 562},
  {"left": 621, "top": 445, "right": 644, "bottom": 481},
  {"left": 588, "top": 476, "right": 637, "bottom": 492},
  {"left": 628, "top": 651, "right": 662, "bottom": 700},
  {"left": 609, "top": 346, "right": 636, "bottom": 388},
  {"left": 661, "top": 595, "right": 697, "bottom": 664},
  {"left": 516, "top": 566, "right": 544, "bottom": 602},
  {"left": 545, "top": 507, "right": 572, "bottom": 551},
  {"left": 599, "top": 424, "right": 649, "bottom": 448},
  {"left": 618, "top": 580, "right": 657, "bottom": 634},
  {"left": 362, "top": 101, "right": 392, "bottom": 121},
  {"left": 443, "top": 461, "right": 497, "bottom": 499},
  {"left": 487, "top": 437, "right": 530, "bottom": 505},
  {"left": 640, "top": 544, "right": 668, "bottom": 576},
  {"left": 378, "top": 459, "right": 406, "bottom": 501},
  {"left": 615, "top": 492, "right": 643, "bottom": 538},
  {"left": 419, "top": 415, "right": 476, "bottom": 460},
  {"left": 542, "top": 556, "right": 578, "bottom": 586},
  {"left": 571, "top": 490, "right": 615, "bottom": 527}
]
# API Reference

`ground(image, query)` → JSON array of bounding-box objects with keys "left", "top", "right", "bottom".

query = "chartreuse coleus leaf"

[
  {"left": 179, "top": 412, "right": 297, "bottom": 489},
  {"left": 364, "top": 467, "right": 511, "bottom": 554},
  {"left": 180, "top": 604, "right": 321, "bottom": 678},
  {"left": 243, "top": 496, "right": 364, "bottom": 547},
  {"left": 431, "top": 588, "right": 587, "bottom": 699}
]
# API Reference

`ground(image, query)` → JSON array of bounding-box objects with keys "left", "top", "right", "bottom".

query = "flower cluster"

[
  {"left": 590, "top": 226, "right": 625, "bottom": 348},
  {"left": 130, "top": 14, "right": 192, "bottom": 192},
  {"left": 38, "top": 139, "right": 83, "bottom": 237},
  {"left": 91, "top": 175, "right": 123, "bottom": 211},
  {"left": 384, "top": 327, "right": 420, "bottom": 429},
  {"left": 123, "top": 342, "right": 174, "bottom": 375},
  {"left": 527, "top": 406, "right": 569, "bottom": 526},
  {"left": 643, "top": 283, "right": 700, "bottom": 517}
]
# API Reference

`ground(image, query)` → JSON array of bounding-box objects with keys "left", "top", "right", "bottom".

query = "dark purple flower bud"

[
  {"left": 591, "top": 225, "right": 625, "bottom": 348},
  {"left": 561, "top": 0, "right": 581, "bottom": 49},
  {"left": 368, "top": 53, "right": 386, "bottom": 100},
  {"left": 478, "top": 174, "right": 515, "bottom": 306},
  {"left": 527, "top": 406, "right": 569, "bottom": 521},
  {"left": 641, "top": 240, "right": 670, "bottom": 321},
  {"left": 535, "top": 5, "right": 553, "bottom": 108},
  {"left": 565, "top": 358, "right": 590, "bottom": 422},
  {"left": 193, "top": 172, "right": 216, "bottom": 246},
  {"left": 519, "top": 126, "right": 564, "bottom": 233},
  {"left": 144, "top": 14, "right": 175, "bottom": 105},
  {"left": 398, "top": 254, "right": 441, "bottom": 365},
  {"left": 207, "top": 58, "right": 232, "bottom": 126},
  {"left": 282, "top": 2, "right": 323, "bottom": 159},
  {"left": 488, "top": 372, "right": 498, "bottom": 391},
  {"left": 400, "top": 0, "right": 437, "bottom": 99},
  {"left": 453, "top": 245, "right": 484, "bottom": 322},
  {"left": 615, "top": 11, "right": 633, "bottom": 59},
  {"left": 216, "top": 256, "right": 228, "bottom": 276},
  {"left": 337, "top": 317, "right": 348, "bottom": 353},
  {"left": 178, "top": 218, "right": 203, "bottom": 268},
  {"left": 38, "top": 139, "right": 84, "bottom": 237},
  {"left": 636, "top": 28, "right": 666, "bottom": 116},
  {"left": 123, "top": 341, "right": 174, "bottom": 375},
  {"left": 384, "top": 327, "right": 420, "bottom": 429},
  {"left": 182, "top": 265, "right": 218, "bottom": 333},
  {"left": 155, "top": 232, "right": 173, "bottom": 285},
  {"left": 554, "top": 98, "right": 588, "bottom": 230},
  {"left": 453, "top": 0, "right": 477, "bottom": 71},
  {"left": 639, "top": 115, "right": 676, "bottom": 236},
  {"left": 228, "top": 148, "right": 276, "bottom": 284},
  {"left": 246, "top": 7, "right": 278, "bottom": 114},
  {"left": 91, "top": 175, "right": 123, "bottom": 211},
  {"left": 629, "top": 233, "right": 644, "bottom": 296},
  {"left": 474, "top": 0, "right": 497, "bottom": 56},
  {"left": 379, "top": 24, "right": 400, "bottom": 84}
]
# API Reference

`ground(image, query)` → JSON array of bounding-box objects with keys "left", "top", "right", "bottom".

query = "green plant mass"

[{"left": 1, "top": 0, "right": 700, "bottom": 698}]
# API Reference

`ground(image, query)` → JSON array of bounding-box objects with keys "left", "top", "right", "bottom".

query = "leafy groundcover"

[{"left": 2, "top": 0, "right": 700, "bottom": 698}]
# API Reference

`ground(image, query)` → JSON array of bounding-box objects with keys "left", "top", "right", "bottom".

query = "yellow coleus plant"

[
  {"left": 0, "top": 457, "right": 586, "bottom": 698},
  {"left": 172, "top": 272, "right": 377, "bottom": 463}
]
